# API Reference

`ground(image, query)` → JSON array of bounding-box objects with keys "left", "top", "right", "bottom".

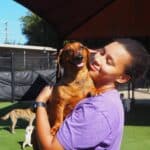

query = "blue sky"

[{"left": 0, "top": 0, "right": 29, "bottom": 44}]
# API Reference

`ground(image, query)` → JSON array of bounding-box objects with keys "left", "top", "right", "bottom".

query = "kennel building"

[{"left": 0, "top": 44, "right": 57, "bottom": 102}]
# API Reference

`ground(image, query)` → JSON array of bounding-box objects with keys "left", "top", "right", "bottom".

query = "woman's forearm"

[
  {"left": 36, "top": 106, "right": 53, "bottom": 149},
  {"left": 35, "top": 86, "right": 63, "bottom": 150}
]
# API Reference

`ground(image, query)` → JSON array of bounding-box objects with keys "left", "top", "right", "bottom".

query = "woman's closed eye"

[{"left": 106, "top": 56, "right": 115, "bottom": 66}]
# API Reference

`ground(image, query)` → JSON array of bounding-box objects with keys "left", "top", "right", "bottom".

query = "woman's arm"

[{"left": 35, "top": 86, "right": 64, "bottom": 150}]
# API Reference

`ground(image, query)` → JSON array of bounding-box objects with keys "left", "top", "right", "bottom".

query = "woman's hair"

[{"left": 114, "top": 38, "right": 149, "bottom": 80}]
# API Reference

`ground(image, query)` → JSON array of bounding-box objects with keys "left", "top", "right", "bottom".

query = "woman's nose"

[{"left": 95, "top": 51, "right": 106, "bottom": 65}]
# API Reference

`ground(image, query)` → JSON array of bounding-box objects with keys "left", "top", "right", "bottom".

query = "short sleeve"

[{"left": 56, "top": 101, "right": 111, "bottom": 149}]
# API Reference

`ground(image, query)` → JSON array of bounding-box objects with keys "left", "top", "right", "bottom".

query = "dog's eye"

[
  {"left": 79, "top": 46, "right": 84, "bottom": 51},
  {"left": 65, "top": 49, "right": 73, "bottom": 55}
]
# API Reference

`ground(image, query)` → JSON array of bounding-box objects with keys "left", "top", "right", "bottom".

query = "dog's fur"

[
  {"left": 47, "top": 42, "right": 96, "bottom": 135},
  {"left": 0, "top": 108, "right": 35, "bottom": 133},
  {"left": 22, "top": 125, "right": 34, "bottom": 149}
]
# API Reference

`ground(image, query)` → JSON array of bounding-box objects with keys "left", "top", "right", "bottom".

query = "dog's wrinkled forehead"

[
  {"left": 63, "top": 42, "right": 85, "bottom": 52},
  {"left": 58, "top": 42, "right": 89, "bottom": 68}
]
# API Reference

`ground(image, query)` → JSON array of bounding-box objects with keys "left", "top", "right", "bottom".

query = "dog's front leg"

[
  {"left": 22, "top": 141, "right": 26, "bottom": 149},
  {"left": 50, "top": 103, "right": 65, "bottom": 136},
  {"left": 11, "top": 117, "right": 17, "bottom": 134}
]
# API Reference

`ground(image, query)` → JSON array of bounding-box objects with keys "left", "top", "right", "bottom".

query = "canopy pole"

[{"left": 11, "top": 51, "right": 15, "bottom": 102}]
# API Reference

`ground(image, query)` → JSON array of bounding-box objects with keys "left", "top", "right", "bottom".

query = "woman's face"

[{"left": 89, "top": 41, "right": 132, "bottom": 86}]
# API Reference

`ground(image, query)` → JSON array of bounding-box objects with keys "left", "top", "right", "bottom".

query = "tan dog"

[
  {"left": 47, "top": 42, "right": 96, "bottom": 135},
  {"left": 1, "top": 108, "right": 35, "bottom": 133}
]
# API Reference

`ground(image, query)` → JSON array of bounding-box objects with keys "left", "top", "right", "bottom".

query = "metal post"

[
  {"left": 128, "top": 81, "right": 131, "bottom": 99},
  {"left": 56, "top": 39, "right": 63, "bottom": 82},
  {"left": 131, "top": 80, "right": 135, "bottom": 102},
  {"left": 11, "top": 51, "right": 15, "bottom": 102},
  {"left": 47, "top": 51, "right": 50, "bottom": 69},
  {"left": 4, "top": 21, "right": 8, "bottom": 44},
  {"left": 24, "top": 50, "right": 26, "bottom": 69}
]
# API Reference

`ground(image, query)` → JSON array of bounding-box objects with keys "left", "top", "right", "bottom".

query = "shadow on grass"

[
  {"left": 0, "top": 126, "right": 11, "bottom": 133},
  {"left": 125, "top": 99, "right": 150, "bottom": 126},
  {"left": 0, "top": 101, "right": 34, "bottom": 117},
  {"left": 18, "top": 141, "right": 24, "bottom": 150},
  {"left": 0, "top": 118, "right": 29, "bottom": 133}
]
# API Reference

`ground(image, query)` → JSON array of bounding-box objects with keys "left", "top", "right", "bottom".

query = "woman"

[{"left": 34, "top": 38, "right": 148, "bottom": 150}]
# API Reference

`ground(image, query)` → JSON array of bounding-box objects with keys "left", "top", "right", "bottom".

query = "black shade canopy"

[{"left": 15, "top": 0, "right": 150, "bottom": 40}]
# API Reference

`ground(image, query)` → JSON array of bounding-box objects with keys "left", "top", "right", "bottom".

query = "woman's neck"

[{"left": 95, "top": 83, "right": 116, "bottom": 95}]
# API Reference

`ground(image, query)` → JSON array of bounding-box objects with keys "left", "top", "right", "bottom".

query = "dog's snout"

[{"left": 75, "top": 54, "right": 83, "bottom": 61}]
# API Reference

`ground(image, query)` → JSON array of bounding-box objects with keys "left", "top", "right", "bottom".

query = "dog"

[
  {"left": 47, "top": 42, "right": 96, "bottom": 135},
  {"left": 22, "top": 125, "right": 34, "bottom": 149},
  {"left": 0, "top": 108, "right": 35, "bottom": 133},
  {"left": 32, "top": 42, "right": 96, "bottom": 150}
]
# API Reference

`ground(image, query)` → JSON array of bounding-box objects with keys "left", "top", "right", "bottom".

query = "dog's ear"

[
  {"left": 86, "top": 48, "right": 97, "bottom": 70},
  {"left": 86, "top": 48, "right": 91, "bottom": 70},
  {"left": 56, "top": 49, "right": 63, "bottom": 81}
]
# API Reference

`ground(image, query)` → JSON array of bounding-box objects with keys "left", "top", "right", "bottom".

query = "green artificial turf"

[
  {"left": 121, "top": 101, "right": 150, "bottom": 150},
  {"left": 0, "top": 102, "right": 33, "bottom": 150},
  {"left": 121, "top": 126, "right": 150, "bottom": 150},
  {"left": 1, "top": 101, "right": 150, "bottom": 150},
  {"left": 0, "top": 128, "right": 33, "bottom": 150}
]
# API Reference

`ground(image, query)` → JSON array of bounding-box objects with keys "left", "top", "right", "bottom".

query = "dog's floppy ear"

[
  {"left": 85, "top": 47, "right": 91, "bottom": 70},
  {"left": 56, "top": 49, "right": 63, "bottom": 81},
  {"left": 87, "top": 48, "right": 96, "bottom": 69}
]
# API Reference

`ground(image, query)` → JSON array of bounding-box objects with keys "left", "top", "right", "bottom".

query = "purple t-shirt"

[{"left": 57, "top": 89, "right": 124, "bottom": 150}]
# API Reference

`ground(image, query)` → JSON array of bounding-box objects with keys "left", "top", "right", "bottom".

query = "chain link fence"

[
  {"left": 0, "top": 44, "right": 57, "bottom": 101},
  {"left": 0, "top": 44, "right": 150, "bottom": 103},
  {"left": 0, "top": 50, "right": 56, "bottom": 71}
]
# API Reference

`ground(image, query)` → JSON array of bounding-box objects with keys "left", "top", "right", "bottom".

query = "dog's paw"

[
  {"left": 29, "top": 143, "right": 33, "bottom": 147},
  {"left": 11, "top": 130, "right": 16, "bottom": 134},
  {"left": 50, "top": 126, "right": 59, "bottom": 136},
  {"left": 22, "top": 142, "right": 26, "bottom": 149}
]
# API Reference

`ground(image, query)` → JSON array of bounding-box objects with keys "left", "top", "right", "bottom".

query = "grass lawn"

[
  {"left": 0, "top": 101, "right": 150, "bottom": 150},
  {"left": 0, "top": 128, "right": 32, "bottom": 150},
  {"left": 0, "top": 102, "right": 33, "bottom": 150},
  {"left": 121, "top": 126, "right": 150, "bottom": 150},
  {"left": 121, "top": 100, "right": 150, "bottom": 150}
]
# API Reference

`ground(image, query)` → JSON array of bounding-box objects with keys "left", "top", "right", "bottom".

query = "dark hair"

[{"left": 114, "top": 38, "right": 149, "bottom": 80}]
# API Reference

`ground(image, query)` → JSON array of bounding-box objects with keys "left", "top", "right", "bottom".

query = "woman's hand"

[{"left": 36, "top": 86, "right": 53, "bottom": 103}]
